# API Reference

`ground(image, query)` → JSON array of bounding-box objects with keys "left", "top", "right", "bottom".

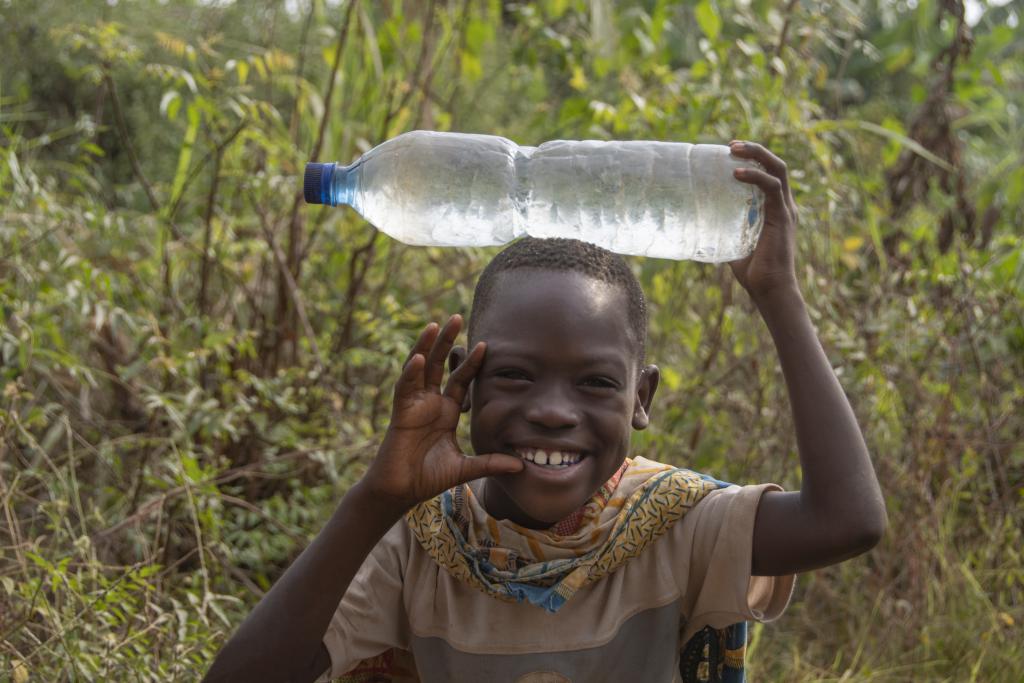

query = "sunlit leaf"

[
  {"left": 165, "top": 102, "right": 201, "bottom": 215},
  {"left": 160, "top": 89, "right": 181, "bottom": 120},
  {"left": 695, "top": 0, "right": 721, "bottom": 42},
  {"left": 460, "top": 50, "right": 482, "bottom": 82},
  {"left": 570, "top": 64, "right": 588, "bottom": 91}
]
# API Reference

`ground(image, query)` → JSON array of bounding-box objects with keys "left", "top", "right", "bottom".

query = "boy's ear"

[
  {"left": 631, "top": 365, "right": 660, "bottom": 430},
  {"left": 448, "top": 346, "right": 472, "bottom": 413}
]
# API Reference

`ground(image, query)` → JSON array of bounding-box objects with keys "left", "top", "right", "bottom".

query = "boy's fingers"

[
  {"left": 398, "top": 323, "right": 439, "bottom": 399},
  {"left": 443, "top": 341, "right": 485, "bottom": 405},
  {"left": 730, "top": 141, "right": 793, "bottom": 204},
  {"left": 405, "top": 323, "right": 439, "bottom": 369},
  {"left": 395, "top": 353, "right": 426, "bottom": 398},
  {"left": 425, "top": 315, "right": 462, "bottom": 390}
]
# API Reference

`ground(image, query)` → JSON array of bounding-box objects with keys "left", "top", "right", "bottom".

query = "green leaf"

[
  {"left": 466, "top": 18, "right": 494, "bottom": 54},
  {"left": 661, "top": 366, "right": 681, "bottom": 391},
  {"left": 460, "top": 50, "right": 482, "bottom": 82},
  {"left": 994, "top": 246, "right": 1021, "bottom": 286},
  {"left": 40, "top": 419, "right": 65, "bottom": 454},
  {"left": 80, "top": 142, "right": 105, "bottom": 157},
  {"left": 359, "top": 4, "right": 384, "bottom": 80},
  {"left": 695, "top": 0, "right": 721, "bottom": 42},
  {"left": 570, "top": 64, "right": 588, "bottom": 91},
  {"left": 159, "top": 90, "right": 181, "bottom": 120},
  {"left": 812, "top": 119, "right": 955, "bottom": 172},
  {"left": 546, "top": 0, "right": 569, "bottom": 19},
  {"left": 165, "top": 102, "right": 201, "bottom": 216},
  {"left": 1007, "top": 167, "right": 1024, "bottom": 206},
  {"left": 885, "top": 45, "right": 913, "bottom": 72}
]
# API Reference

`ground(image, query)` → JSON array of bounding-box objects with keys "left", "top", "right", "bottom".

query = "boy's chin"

[
  {"left": 483, "top": 457, "right": 629, "bottom": 529},
  {"left": 500, "top": 492, "right": 589, "bottom": 530}
]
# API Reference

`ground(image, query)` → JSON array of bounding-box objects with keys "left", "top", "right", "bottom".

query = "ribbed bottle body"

[
  {"left": 307, "top": 130, "right": 764, "bottom": 262},
  {"left": 522, "top": 140, "right": 762, "bottom": 261}
]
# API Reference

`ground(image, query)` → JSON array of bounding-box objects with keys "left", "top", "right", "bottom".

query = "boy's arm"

[
  {"left": 727, "top": 141, "right": 887, "bottom": 577},
  {"left": 203, "top": 482, "right": 403, "bottom": 682},
  {"left": 203, "top": 317, "right": 523, "bottom": 682}
]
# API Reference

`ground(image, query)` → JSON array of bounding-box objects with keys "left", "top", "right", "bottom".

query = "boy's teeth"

[{"left": 518, "top": 448, "right": 581, "bottom": 468}]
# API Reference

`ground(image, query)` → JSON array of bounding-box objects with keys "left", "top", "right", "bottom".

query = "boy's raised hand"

[
  {"left": 727, "top": 141, "right": 799, "bottom": 300},
  {"left": 363, "top": 315, "right": 524, "bottom": 511}
]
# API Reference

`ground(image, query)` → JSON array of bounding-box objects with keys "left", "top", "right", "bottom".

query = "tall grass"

[{"left": 2, "top": 1, "right": 1022, "bottom": 681}]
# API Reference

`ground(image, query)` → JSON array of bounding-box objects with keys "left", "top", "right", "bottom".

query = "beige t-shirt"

[{"left": 320, "top": 483, "right": 794, "bottom": 683}]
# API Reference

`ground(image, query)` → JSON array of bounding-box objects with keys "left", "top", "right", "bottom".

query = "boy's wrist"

[
  {"left": 750, "top": 279, "right": 803, "bottom": 313},
  {"left": 348, "top": 477, "right": 412, "bottom": 524}
]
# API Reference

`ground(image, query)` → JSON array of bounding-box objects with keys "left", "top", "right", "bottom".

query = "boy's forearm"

[
  {"left": 204, "top": 480, "right": 406, "bottom": 682},
  {"left": 750, "top": 283, "right": 886, "bottom": 574}
]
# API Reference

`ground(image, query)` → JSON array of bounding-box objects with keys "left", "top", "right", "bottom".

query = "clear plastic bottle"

[{"left": 304, "top": 130, "right": 764, "bottom": 262}]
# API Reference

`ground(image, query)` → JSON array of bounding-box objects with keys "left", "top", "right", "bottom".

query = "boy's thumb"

[{"left": 461, "top": 452, "right": 524, "bottom": 481}]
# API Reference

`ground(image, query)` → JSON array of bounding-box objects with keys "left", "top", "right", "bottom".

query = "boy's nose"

[{"left": 523, "top": 386, "right": 580, "bottom": 430}]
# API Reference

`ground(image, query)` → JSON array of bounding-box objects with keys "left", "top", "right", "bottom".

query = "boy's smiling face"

[{"left": 457, "top": 268, "right": 659, "bottom": 529}]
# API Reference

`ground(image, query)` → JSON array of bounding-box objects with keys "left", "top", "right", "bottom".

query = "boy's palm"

[
  {"left": 365, "top": 316, "right": 523, "bottom": 509},
  {"left": 381, "top": 381, "right": 472, "bottom": 501}
]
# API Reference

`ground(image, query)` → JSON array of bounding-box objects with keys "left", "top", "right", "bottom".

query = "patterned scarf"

[{"left": 337, "top": 457, "right": 747, "bottom": 682}]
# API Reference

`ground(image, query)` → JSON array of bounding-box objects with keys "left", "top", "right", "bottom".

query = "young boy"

[{"left": 205, "top": 141, "right": 886, "bottom": 682}]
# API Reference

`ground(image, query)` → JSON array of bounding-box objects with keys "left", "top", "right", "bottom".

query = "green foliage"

[{"left": 1, "top": 0, "right": 1022, "bottom": 680}]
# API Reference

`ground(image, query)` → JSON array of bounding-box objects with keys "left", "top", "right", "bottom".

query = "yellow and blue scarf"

[{"left": 340, "top": 457, "right": 747, "bottom": 682}]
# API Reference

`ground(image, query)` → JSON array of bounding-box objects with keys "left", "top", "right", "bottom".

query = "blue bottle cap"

[{"left": 303, "top": 162, "right": 331, "bottom": 205}]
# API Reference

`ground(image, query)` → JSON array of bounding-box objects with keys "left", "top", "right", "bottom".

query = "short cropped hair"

[{"left": 468, "top": 237, "right": 647, "bottom": 363}]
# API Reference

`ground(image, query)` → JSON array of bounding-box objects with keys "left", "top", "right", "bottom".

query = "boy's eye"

[
  {"left": 495, "top": 369, "right": 530, "bottom": 381},
  {"left": 582, "top": 376, "right": 619, "bottom": 389}
]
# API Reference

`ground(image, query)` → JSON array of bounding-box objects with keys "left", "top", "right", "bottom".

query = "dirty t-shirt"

[{"left": 318, "top": 482, "right": 794, "bottom": 683}]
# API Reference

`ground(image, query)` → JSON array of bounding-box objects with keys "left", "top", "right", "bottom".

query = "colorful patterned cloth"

[{"left": 337, "top": 456, "right": 748, "bottom": 682}]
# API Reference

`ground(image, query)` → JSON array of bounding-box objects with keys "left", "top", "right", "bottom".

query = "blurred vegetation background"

[{"left": 1, "top": 0, "right": 1021, "bottom": 680}]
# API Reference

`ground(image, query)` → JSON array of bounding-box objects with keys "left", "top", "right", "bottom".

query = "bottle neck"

[{"left": 327, "top": 161, "right": 360, "bottom": 207}]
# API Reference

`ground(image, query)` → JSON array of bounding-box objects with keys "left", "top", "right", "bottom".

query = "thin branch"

[
  {"left": 774, "top": 0, "right": 801, "bottom": 59},
  {"left": 331, "top": 228, "right": 380, "bottom": 357},
  {"left": 196, "top": 121, "right": 247, "bottom": 320},
  {"left": 0, "top": 222, "right": 64, "bottom": 262},
  {"left": 296, "top": 190, "right": 334, "bottom": 266},
  {"left": 699, "top": 265, "right": 733, "bottom": 373},
  {"left": 446, "top": 0, "right": 475, "bottom": 130},
  {"left": 289, "top": 0, "right": 319, "bottom": 143},
  {"left": 385, "top": 0, "right": 438, "bottom": 124},
  {"left": 89, "top": 448, "right": 331, "bottom": 541},
  {"left": 275, "top": 0, "right": 358, "bottom": 368},
  {"left": 309, "top": 0, "right": 359, "bottom": 164},
  {"left": 198, "top": 150, "right": 222, "bottom": 320},
  {"left": 165, "top": 119, "right": 248, "bottom": 223},
  {"left": 104, "top": 70, "right": 160, "bottom": 213},
  {"left": 103, "top": 67, "right": 200, "bottom": 323},
  {"left": 220, "top": 493, "right": 306, "bottom": 543},
  {"left": 256, "top": 200, "right": 326, "bottom": 373}
]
